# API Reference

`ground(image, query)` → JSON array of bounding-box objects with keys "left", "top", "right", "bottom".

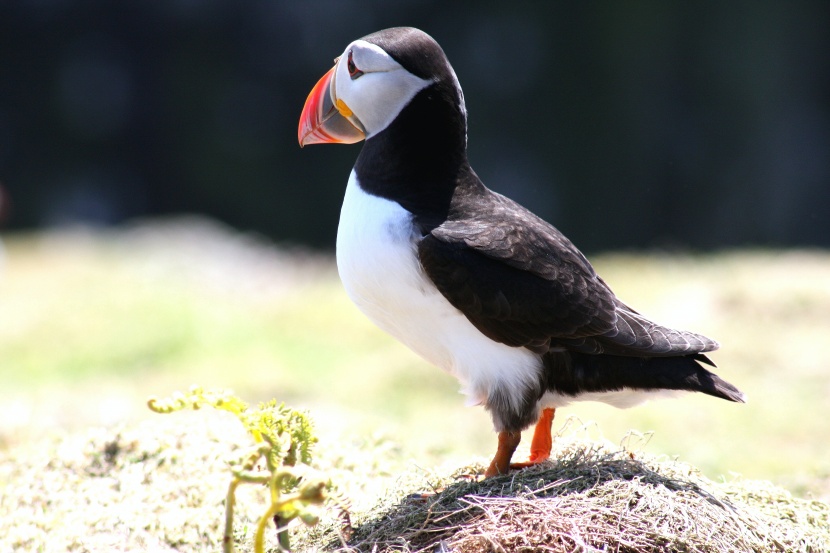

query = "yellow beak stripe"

[{"left": 336, "top": 98, "right": 354, "bottom": 118}]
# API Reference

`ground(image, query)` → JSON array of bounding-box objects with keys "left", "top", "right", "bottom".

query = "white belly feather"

[{"left": 336, "top": 171, "right": 542, "bottom": 411}]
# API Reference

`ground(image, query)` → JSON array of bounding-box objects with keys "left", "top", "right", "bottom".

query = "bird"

[{"left": 298, "top": 27, "right": 745, "bottom": 478}]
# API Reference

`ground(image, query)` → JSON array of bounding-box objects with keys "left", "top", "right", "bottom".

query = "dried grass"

[
  {"left": 325, "top": 431, "right": 829, "bottom": 553},
  {"left": 2, "top": 410, "right": 827, "bottom": 553}
]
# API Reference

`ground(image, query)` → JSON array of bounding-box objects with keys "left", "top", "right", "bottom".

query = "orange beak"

[{"left": 298, "top": 65, "right": 366, "bottom": 147}]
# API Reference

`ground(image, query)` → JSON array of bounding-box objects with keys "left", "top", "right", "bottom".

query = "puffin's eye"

[{"left": 347, "top": 51, "right": 364, "bottom": 79}]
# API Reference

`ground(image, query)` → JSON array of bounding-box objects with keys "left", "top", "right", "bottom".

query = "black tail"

[{"left": 542, "top": 351, "right": 746, "bottom": 403}]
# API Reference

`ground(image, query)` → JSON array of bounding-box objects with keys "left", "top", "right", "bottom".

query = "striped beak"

[{"left": 298, "top": 64, "right": 366, "bottom": 147}]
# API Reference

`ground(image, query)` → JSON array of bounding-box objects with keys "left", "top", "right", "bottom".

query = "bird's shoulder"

[
  {"left": 429, "top": 180, "right": 601, "bottom": 285},
  {"left": 417, "top": 181, "right": 620, "bottom": 349}
]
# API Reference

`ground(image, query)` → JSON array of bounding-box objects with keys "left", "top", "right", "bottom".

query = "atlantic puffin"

[{"left": 298, "top": 27, "right": 745, "bottom": 477}]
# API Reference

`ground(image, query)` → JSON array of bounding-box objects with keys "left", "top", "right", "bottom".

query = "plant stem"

[
  {"left": 224, "top": 479, "right": 241, "bottom": 553},
  {"left": 255, "top": 500, "right": 283, "bottom": 553}
]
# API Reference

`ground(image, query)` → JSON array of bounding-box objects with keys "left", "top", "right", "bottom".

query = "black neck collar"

[{"left": 354, "top": 83, "right": 468, "bottom": 231}]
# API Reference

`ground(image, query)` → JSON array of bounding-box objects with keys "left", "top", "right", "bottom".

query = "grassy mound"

[
  {"left": 333, "top": 440, "right": 830, "bottom": 553},
  {"left": 1, "top": 410, "right": 828, "bottom": 553}
]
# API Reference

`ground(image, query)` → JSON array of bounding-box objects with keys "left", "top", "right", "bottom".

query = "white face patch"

[{"left": 331, "top": 40, "right": 432, "bottom": 138}]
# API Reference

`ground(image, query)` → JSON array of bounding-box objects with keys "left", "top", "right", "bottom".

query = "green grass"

[{"left": 1, "top": 218, "right": 829, "bottom": 498}]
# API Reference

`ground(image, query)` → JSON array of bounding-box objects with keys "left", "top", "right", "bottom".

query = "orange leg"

[
  {"left": 484, "top": 431, "right": 521, "bottom": 478},
  {"left": 510, "top": 408, "right": 556, "bottom": 469},
  {"left": 528, "top": 407, "right": 556, "bottom": 463}
]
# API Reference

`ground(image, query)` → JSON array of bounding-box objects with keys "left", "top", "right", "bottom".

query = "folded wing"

[{"left": 418, "top": 191, "right": 718, "bottom": 357}]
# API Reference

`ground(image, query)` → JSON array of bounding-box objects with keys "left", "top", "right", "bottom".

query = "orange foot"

[
  {"left": 484, "top": 408, "right": 556, "bottom": 477},
  {"left": 511, "top": 407, "right": 555, "bottom": 468},
  {"left": 484, "top": 430, "right": 521, "bottom": 478}
]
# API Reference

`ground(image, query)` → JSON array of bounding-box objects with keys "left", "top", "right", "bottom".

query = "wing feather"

[{"left": 418, "top": 190, "right": 717, "bottom": 357}]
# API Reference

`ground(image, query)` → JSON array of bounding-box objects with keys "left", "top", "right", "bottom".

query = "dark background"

[{"left": 1, "top": 1, "right": 828, "bottom": 252}]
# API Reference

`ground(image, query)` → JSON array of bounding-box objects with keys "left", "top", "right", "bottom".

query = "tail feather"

[{"left": 542, "top": 351, "right": 746, "bottom": 403}]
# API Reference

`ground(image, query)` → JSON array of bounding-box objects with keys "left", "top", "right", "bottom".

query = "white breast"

[{"left": 335, "top": 171, "right": 542, "bottom": 413}]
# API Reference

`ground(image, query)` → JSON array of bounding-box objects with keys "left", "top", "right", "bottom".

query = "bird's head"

[{"left": 298, "top": 27, "right": 465, "bottom": 147}]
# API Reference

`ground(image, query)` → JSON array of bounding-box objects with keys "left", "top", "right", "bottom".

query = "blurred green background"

[
  {"left": 1, "top": 221, "right": 829, "bottom": 498},
  {"left": 1, "top": 2, "right": 829, "bottom": 499}
]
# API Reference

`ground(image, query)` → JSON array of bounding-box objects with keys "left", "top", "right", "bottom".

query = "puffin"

[{"left": 298, "top": 27, "right": 745, "bottom": 477}]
